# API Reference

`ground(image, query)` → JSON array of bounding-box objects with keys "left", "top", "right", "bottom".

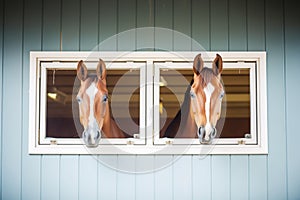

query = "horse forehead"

[
  {"left": 86, "top": 82, "right": 98, "bottom": 98},
  {"left": 204, "top": 82, "right": 215, "bottom": 94}
]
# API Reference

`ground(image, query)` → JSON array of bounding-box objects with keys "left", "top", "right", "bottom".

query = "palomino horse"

[
  {"left": 76, "top": 59, "right": 126, "bottom": 147},
  {"left": 163, "top": 54, "right": 224, "bottom": 144}
]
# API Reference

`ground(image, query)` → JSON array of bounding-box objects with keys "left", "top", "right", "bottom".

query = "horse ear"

[
  {"left": 77, "top": 60, "right": 88, "bottom": 81},
  {"left": 96, "top": 59, "right": 106, "bottom": 80},
  {"left": 193, "top": 54, "right": 204, "bottom": 75},
  {"left": 212, "top": 54, "right": 223, "bottom": 75}
]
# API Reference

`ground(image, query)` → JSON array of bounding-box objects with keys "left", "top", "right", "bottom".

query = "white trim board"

[{"left": 29, "top": 51, "right": 268, "bottom": 154}]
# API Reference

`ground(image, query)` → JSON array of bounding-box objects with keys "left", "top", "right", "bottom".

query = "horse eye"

[
  {"left": 190, "top": 91, "right": 196, "bottom": 98},
  {"left": 76, "top": 96, "right": 83, "bottom": 104},
  {"left": 102, "top": 95, "right": 108, "bottom": 103},
  {"left": 220, "top": 91, "right": 225, "bottom": 99}
]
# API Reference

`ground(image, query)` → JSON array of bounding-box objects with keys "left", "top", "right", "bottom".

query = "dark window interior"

[
  {"left": 159, "top": 68, "right": 251, "bottom": 138},
  {"left": 45, "top": 68, "right": 140, "bottom": 138},
  {"left": 44, "top": 65, "right": 251, "bottom": 139}
]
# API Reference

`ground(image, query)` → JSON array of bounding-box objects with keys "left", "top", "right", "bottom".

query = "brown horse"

[
  {"left": 76, "top": 59, "right": 126, "bottom": 147},
  {"left": 163, "top": 54, "right": 224, "bottom": 144}
]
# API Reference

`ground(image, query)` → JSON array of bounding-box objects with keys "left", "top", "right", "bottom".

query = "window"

[
  {"left": 154, "top": 61, "right": 256, "bottom": 144},
  {"left": 29, "top": 52, "right": 267, "bottom": 154}
]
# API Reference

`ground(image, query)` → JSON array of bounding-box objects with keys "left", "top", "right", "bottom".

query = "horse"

[
  {"left": 76, "top": 59, "right": 126, "bottom": 147},
  {"left": 162, "top": 54, "right": 225, "bottom": 144}
]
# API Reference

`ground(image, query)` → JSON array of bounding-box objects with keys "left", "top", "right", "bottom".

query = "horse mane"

[{"left": 163, "top": 79, "right": 193, "bottom": 138}]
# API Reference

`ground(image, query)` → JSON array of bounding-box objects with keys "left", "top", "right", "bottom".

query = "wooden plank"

[
  {"left": 230, "top": 156, "right": 248, "bottom": 200},
  {"left": 80, "top": 0, "right": 98, "bottom": 50},
  {"left": 191, "top": 0, "right": 210, "bottom": 51},
  {"left": 137, "top": 0, "right": 154, "bottom": 28},
  {"left": 229, "top": 0, "right": 247, "bottom": 50},
  {"left": 154, "top": 155, "right": 173, "bottom": 200},
  {"left": 117, "top": 0, "right": 136, "bottom": 51},
  {"left": 265, "top": 0, "right": 287, "bottom": 199},
  {"left": 249, "top": 156, "right": 267, "bottom": 200},
  {"left": 78, "top": 156, "right": 98, "bottom": 200},
  {"left": 61, "top": 0, "right": 80, "bottom": 50},
  {"left": 137, "top": 0, "right": 154, "bottom": 50},
  {"left": 285, "top": 0, "right": 300, "bottom": 199},
  {"left": 116, "top": 155, "right": 136, "bottom": 200},
  {"left": 173, "top": 156, "right": 192, "bottom": 200},
  {"left": 247, "top": 0, "right": 265, "bottom": 51},
  {"left": 41, "top": 156, "right": 60, "bottom": 200},
  {"left": 60, "top": 156, "right": 78, "bottom": 200},
  {"left": 136, "top": 156, "right": 155, "bottom": 200},
  {"left": 173, "top": 0, "right": 191, "bottom": 51},
  {"left": 99, "top": 0, "right": 117, "bottom": 50},
  {"left": 211, "top": 0, "right": 229, "bottom": 51},
  {"left": 21, "top": 0, "right": 42, "bottom": 199},
  {"left": 155, "top": 0, "right": 173, "bottom": 51},
  {"left": 0, "top": 0, "right": 4, "bottom": 196},
  {"left": 1, "top": 0, "right": 23, "bottom": 199},
  {"left": 42, "top": 0, "right": 61, "bottom": 51},
  {"left": 192, "top": 155, "right": 212, "bottom": 199},
  {"left": 211, "top": 155, "right": 230, "bottom": 200},
  {"left": 98, "top": 155, "right": 117, "bottom": 200}
]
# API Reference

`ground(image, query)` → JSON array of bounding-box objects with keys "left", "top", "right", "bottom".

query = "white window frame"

[{"left": 29, "top": 51, "right": 267, "bottom": 154}]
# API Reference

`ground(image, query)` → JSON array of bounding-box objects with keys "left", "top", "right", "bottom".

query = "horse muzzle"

[
  {"left": 82, "top": 129, "right": 101, "bottom": 147},
  {"left": 197, "top": 126, "right": 217, "bottom": 144}
]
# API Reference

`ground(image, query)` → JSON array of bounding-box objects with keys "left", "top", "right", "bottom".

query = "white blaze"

[
  {"left": 86, "top": 83, "right": 99, "bottom": 142},
  {"left": 203, "top": 82, "right": 215, "bottom": 140}
]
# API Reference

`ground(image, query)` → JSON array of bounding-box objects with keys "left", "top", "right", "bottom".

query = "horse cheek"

[
  {"left": 94, "top": 97, "right": 102, "bottom": 126},
  {"left": 79, "top": 105, "right": 87, "bottom": 129},
  {"left": 94, "top": 98, "right": 99, "bottom": 123}
]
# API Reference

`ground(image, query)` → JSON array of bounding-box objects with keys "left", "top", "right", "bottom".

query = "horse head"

[
  {"left": 76, "top": 59, "right": 108, "bottom": 147},
  {"left": 190, "top": 54, "right": 224, "bottom": 144}
]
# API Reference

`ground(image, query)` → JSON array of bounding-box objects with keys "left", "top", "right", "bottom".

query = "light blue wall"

[{"left": 1, "top": 0, "right": 300, "bottom": 199}]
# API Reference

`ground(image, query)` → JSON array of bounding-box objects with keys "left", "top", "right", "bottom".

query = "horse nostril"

[
  {"left": 197, "top": 126, "right": 206, "bottom": 144},
  {"left": 95, "top": 130, "right": 101, "bottom": 140},
  {"left": 211, "top": 127, "right": 217, "bottom": 138},
  {"left": 82, "top": 131, "right": 91, "bottom": 145},
  {"left": 83, "top": 131, "right": 88, "bottom": 139},
  {"left": 197, "top": 126, "right": 205, "bottom": 138}
]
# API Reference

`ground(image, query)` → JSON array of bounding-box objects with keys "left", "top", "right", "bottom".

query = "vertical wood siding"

[
  {"left": 2, "top": 0, "right": 23, "bottom": 199},
  {"left": 285, "top": 0, "right": 300, "bottom": 199},
  {"left": 0, "top": 0, "right": 4, "bottom": 196},
  {"left": 1, "top": 0, "right": 300, "bottom": 199},
  {"left": 22, "top": 1, "right": 42, "bottom": 199}
]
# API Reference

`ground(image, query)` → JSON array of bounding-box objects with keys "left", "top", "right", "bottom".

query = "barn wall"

[{"left": 1, "top": 0, "right": 300, "bottom": 199}]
